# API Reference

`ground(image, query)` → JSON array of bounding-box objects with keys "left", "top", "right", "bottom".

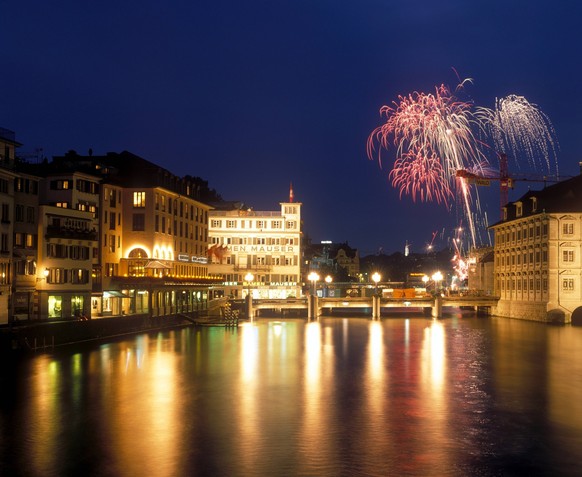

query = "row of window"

[
  {"left": 210, "top": 236, "right": 298, "bottom": 246},
  {"left": 216, "top": 256, "right": 298, "bottom": 266},
  {"left": 46, "top": 268, "right": 90, "bottom": 284},
  {"left": 132, "top": 192, "right": 207, "bottom": 223},
  {"left": 50, "top": 179, "right": 98, "bottom": 194},
  {"left": 496, "top": 249, "right": 548, "bottom": 267},
  {"left": 497, "top": 249, "right": 577, "bottom": 267},
  {"left": 497, "top": 276, "right": 548, "bottom": 292},
  {"left": 211, "top": 219, "right": 297, "bottom": 230},
  {"left": 496, "top": 222, "right": 548, "bottom": 245},
  {"left": 497, "top": 276, "right": 577, "bottom": 293},
  {"left": 131, "top": 213, "right": 208, "bottom": 242},
  {"left": 46, "top": 244, "right": 91, "bottom": 260},
  {"left": 14, "top": 233, "right": 35, "bottom": 248},
  {"left": 15, "top": 205, "right": 36, "bottom": 223}
]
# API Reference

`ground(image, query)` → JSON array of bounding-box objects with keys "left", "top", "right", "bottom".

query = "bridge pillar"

[
  {"left": 308, "top": 294, "right": 319, "bottom": 320},
  {"left": 372, "top": 295, "right": 380, "bottom": 320},
  {"left": 246, "top": 295, "right": 254, "bottom": 321},
  {"left": 432, "top": 296, "right": 442, "bottom": 318}
]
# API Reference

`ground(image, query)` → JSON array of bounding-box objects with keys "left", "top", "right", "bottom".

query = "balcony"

[
  {"left": 46, "top": 225, "right": 98, "bottom": 241},
  {"left": 233, "top": 264, "right": 273, "bottom": 272},
  {"left": 14, "top": 274, "right": 36, "bottom": 288}
]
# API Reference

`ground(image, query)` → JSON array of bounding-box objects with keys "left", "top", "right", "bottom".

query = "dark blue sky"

[{"left": 3, "top": 1, "right": 581, "bottom": 255}]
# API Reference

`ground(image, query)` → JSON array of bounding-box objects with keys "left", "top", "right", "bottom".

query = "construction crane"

[{"left": 456, "top": 153, "right": 563, "bottom": 218}]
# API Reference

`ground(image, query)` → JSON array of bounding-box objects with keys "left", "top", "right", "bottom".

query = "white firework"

[{"left": 476, "top": 95, "right": 559, "bottom": 174}]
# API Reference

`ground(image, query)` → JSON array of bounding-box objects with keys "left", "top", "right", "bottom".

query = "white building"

[
  {"left": 208, "top": 198, "right": 302, "bottom": 299},
  {"left": 490, "top": 172, "right": 582, "bottom": 323}
]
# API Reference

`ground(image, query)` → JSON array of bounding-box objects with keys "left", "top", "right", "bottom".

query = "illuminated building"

[
  {"left": 490, "top": 170, "right": 582, "bottom": 323},
  {"left": 36, "top": 204, "right": 97, "bottom": 320},
  {"left": 0, "top": 137, "right": 222, "bottom": 322},
  {"left": 49, "top": 151, "right": 220, "bottom": 317},
  {"left": 0, "top": 129, "right": 18, "bottom": 324},
  {"left": 208, "top": 194, "right": 302, "bottom": 299}
]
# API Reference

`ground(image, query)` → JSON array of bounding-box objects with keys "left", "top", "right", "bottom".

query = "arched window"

[{"left": 129, "top": 248, "right": 148, "bottom": 259}]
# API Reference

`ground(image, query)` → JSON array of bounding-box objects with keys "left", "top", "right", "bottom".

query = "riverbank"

[{"left": 0, "top": 313, "right": 203, "bottom": 353}]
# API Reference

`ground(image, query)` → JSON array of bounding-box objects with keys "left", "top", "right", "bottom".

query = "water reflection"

[
  {"left": 237, "top": 323, "right": 260, "bottom": 474},
  {"left": 3, "top": 317, "right": 582, "bottom": 476}
]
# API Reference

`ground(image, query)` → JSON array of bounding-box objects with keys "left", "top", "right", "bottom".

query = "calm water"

[{"left": 2, "top": 314, "right": 582, "bottom": 477}]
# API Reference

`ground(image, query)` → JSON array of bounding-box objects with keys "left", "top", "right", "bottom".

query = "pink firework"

[
  {"left": 368, "top": 84, "right": 486, "bottom": 198},
  {"left": 368, "top": 82, "right": 489, "bottom": 247},
  {"left": 389, "top": 149, "right": 453, "bottom": 204}
]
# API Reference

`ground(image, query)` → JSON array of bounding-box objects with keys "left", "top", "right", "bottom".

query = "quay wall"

[
  {"left": 495, "top": 299, "right": 570, "bottom": 324},
  {"left": 0, "top": 313, "right": 196, "bottom": 353}
]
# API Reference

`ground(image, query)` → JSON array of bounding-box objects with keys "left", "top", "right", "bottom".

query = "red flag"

[{"left": 289, "top": 182, "right": 294, "bottom": 202}]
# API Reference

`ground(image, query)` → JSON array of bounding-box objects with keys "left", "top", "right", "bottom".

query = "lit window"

[{"left": 133, "top": 191, "right": 146, "bottom": 208}]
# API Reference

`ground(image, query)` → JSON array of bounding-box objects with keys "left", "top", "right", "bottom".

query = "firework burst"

[
  {"left": 476, "top": 95, "right": 559, "bottom": 174},
  {"left": 367, "top": 83, "right": 488, "bottom": 247}
]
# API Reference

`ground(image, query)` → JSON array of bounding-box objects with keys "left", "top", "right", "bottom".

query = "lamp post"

[
  {"left": 431, "top": 271, "right": 443, "bottom": 294},
  {"left": 308, "top": 271, "right": 319, "bottom": 296},
  {"left": 371, "top": 272, "right": 381, "bottom": 296},
  {"left": 307, "top": 271, "right": 319, "bottom": 319},
  {"left": 371, "top": 272, "right": 381, "bottom": 319},
  {"left": 244, "top": 272, "right": 254, "bottom": 321},
  {"left": 325, "top": 275, "right": 332, "bottom": 297},
  {"left": 422, "top": 274, "right": 429, "bottom": 293}
]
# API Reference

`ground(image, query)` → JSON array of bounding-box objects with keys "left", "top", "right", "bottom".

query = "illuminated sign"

[
  {"left": 178, "top": 254, "right": 190, "bottom": 262},
  {"left": 229, "top": 245, "right": 296, "bottom": 253},
  {"left": 191, "top": 256, "right": 208, "bottom": 264}
]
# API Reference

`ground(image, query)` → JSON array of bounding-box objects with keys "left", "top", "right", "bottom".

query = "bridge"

[{"left": 242, "top": 294, "right": 499, "bottom": 319}]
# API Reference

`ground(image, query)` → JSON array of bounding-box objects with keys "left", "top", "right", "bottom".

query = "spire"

[{"left": 289, "top": 182, "right": 294, "bottom": 202}]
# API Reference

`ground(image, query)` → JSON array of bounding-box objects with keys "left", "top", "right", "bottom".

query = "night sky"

[{"left": 3, "top": 1, "right": 581, "bottom": 255}]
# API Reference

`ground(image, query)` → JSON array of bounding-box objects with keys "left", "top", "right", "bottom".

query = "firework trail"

[
  {"left": 367, "top": 83, "right": 488, "bottom": 247},
  {"left": 476, "top": 95, "right": 559, "bottom": 174}
]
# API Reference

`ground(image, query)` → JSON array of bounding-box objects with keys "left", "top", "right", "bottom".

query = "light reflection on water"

[{"left": 2, "top": 316, "right": 582, "bottom": 476}]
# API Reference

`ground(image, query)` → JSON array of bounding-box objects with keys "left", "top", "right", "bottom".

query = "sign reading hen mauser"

[{"left": 229, "top": 245, "right": 296, "bottom": 253}]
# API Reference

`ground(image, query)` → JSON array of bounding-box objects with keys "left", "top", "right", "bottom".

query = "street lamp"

[
  {"left": 244, "top": 272, "right": 254, "bottom": 299},
  {"left": 372, "top": 272, "right": 381, "bottom": 296},
  {"left": 244, "top": 272, "right": 255, "bottom": 321},
  {"left": 325, "top": 275, "right": 332, "bottom": 297},
  {"left": 308, "top": 271, "right": 319, "bottom": 296},
  {"left": 432, "top": 271, "right": 443, "bottom": 294}
]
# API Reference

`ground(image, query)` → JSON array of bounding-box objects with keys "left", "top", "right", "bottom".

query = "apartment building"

[{"left": 490, "top": 171, "right": 582, "bottom": 323}]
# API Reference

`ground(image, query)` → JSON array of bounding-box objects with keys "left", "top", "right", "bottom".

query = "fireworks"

[
  {"left": 367, "top": 83, "right": 487, "bottom": 247},
  {"left": 368, "top": 80, "right": 559, "bottom": 253},
  {"left": 476, "top": 95, "right": 559, "bottom": 174},
  {"left": 367, "top": 84, "right": 487, "bottom": 197}
]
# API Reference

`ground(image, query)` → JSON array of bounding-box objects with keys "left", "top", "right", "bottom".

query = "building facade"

[
  {"left": 0, "top": 135, "right": 222, "bottom": 323},
  {"left": 208, "top": 200, "right": 302, "bottom": 299},
  {"left": 490, "top": 172, "right": 582, "bottom": 323}
]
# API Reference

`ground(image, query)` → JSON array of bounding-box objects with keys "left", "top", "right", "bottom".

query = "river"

[{"left": 1, "top": 313, "right": 582, "bottom": 476}]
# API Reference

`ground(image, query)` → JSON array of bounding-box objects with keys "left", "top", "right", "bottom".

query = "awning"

[
  {"left": 104, "top": 290, "right": 131, "bottom": 298},
  {"left": 145, "top": 260, "right": 172, "bottom": 269}
]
